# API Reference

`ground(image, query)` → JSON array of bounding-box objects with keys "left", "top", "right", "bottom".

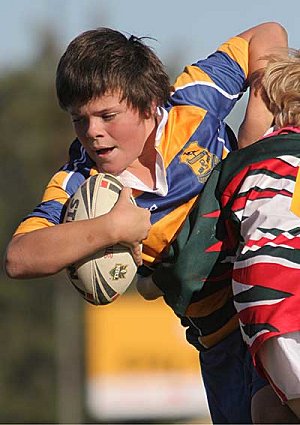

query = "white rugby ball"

[{"left": 64, "top": 173, "right": 138, "bottom": 305}]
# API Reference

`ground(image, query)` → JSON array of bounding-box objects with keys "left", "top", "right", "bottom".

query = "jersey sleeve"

[
  {"left": 14, "top": 139, "right": 94, "bottom": 235},
  {"left": 14, "top": 169, "right": 84, "bottom": 235},
  {"left": 169, "top": 36, "right": 249, "bottom": 120}
]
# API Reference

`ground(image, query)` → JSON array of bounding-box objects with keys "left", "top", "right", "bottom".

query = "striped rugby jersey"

[
  {"left": 15, "top": 36, "right": 249, "bottom": 268},
  {"left": 153, "top": 128, "right": 300, "bottom": 351}
]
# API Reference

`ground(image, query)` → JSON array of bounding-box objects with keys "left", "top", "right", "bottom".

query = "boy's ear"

[
  {"left": 152, "top": 101, "right": 159, "bottom": 116},
  {"left": 144, "top": 102, "right": 158, "bottom": 119}
]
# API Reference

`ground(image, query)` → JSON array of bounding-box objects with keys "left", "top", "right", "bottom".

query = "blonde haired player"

[
  {"left": 148, "top": 49, "right": 300, "bottom": 422},
  {"left": 252, "top": 49, "right": 300, "bottom": 419}
]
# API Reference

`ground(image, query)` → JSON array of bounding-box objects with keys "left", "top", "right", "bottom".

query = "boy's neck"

[{"left": 127, "top": 118, "right": 159, "bottom": 189}]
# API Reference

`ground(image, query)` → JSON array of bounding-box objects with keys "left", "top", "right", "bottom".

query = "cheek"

[
  {"left": 120, "top": 136, "right": 144, "bottom": 158},
  {"left": 118, "top": 123, "right": 145, "bottom": 149}
]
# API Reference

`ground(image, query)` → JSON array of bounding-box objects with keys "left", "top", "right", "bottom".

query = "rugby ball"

[{"left": 64, "top": 173, "right": 138, "bottom": 306}]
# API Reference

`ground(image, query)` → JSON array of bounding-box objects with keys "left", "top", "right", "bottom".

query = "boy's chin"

[{"left": 96, "top": 165, "right": 125, "bottom": 176}]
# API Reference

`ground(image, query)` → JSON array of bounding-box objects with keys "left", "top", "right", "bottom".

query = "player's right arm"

[{"left": 5, "top": 187, "right": 151, "bottom": 279}]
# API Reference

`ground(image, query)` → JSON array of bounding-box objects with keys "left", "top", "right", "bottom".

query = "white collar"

[{"left": 155, "top": 106, "right": 168, "bottom": 145}]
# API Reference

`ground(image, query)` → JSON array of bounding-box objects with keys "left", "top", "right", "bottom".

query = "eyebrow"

[{"left": 70, "top": 106, "right": 122, "bottom": 116}]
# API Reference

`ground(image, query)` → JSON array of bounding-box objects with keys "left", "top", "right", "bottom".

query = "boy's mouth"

[{"left": 96, "top": 147, "right": 114, "bottom": 156}]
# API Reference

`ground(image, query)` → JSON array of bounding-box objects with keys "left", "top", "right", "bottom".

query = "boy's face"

[{"left": 69, "top": 93, "right": 155, "bottom": 175}]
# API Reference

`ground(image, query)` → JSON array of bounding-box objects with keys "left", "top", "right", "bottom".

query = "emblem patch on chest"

[{"left": 180, "top": 142, "right": 220, "bottom": 183}]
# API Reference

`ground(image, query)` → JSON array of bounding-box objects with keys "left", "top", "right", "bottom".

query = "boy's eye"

[
  {"left": 102, "top": 113, "right": 117, "bottom": 121},
  {"left": 71, "top": 112, "right": 120, "bottom": 124}
]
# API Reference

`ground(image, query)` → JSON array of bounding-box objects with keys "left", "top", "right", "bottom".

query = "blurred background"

[{"left": 0, "top": 0, "right": 299, "bottom": 423}]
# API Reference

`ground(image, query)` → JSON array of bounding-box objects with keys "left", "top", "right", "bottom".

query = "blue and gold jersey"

[{"left": 15, "top": 36, "right": 248, "bottom": 269}]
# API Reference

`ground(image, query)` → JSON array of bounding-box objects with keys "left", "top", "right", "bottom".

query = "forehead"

[{"left": 68, "top": 92, "right": 125, "bottom": 115}]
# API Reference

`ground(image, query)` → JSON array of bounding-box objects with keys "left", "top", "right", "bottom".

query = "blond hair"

[{"left": 262, "top": 49, "right": 300, "bottom": 128}]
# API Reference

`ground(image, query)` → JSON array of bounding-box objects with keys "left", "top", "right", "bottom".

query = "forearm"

[
  {"left": 238, "top": 91, "right": 274, "bottom": 148},
  {"left": 5, "top": 214, "right": 119, "bottom": 279},
  {"left": 238, "top": 22, "right": 288, "bottom": 148},
  {"left": 241, "top": 22, "right": 288, "bottom": 78},
  {"left": 5, "top": 187, "right": 151, "bottom": 279}
]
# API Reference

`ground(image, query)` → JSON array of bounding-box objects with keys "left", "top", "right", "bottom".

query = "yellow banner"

[{"left": 85, "top": 292, "right": 199, "bottom": 376}]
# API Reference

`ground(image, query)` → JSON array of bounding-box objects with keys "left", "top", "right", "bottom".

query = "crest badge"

[
  {"left": 109, "top": 263, "right": 128, "bottom": 280},
  {"left": 180, "top": 141, "right": 220, "bottom": 183}
]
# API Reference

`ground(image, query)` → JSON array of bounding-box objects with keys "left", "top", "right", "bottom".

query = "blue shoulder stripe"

[
  {"left": 195, "top": 51, "right": 246, "bottom": 94},
  {"left": 64, "top": 170, "right": 87, "bottom": 197},
  {"left": 26, "top": 200, "right": 65, "bottom": 225},
  {"left": 168, "top": 51, "right": 246, "bottom": 119}
]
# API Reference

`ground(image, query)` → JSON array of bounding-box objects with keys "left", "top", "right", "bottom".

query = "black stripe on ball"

[
  {"left": 80, "top": 180, "right": 90, "bottom": 217},
  {"left": 108, "top": 183, "right": 121, "bottom": 195},
  {"left": 95, "top": 264, "right": 117, "bottom": 298},
  {"left": 95, "top": 285, "right": 111, "bottom": 305},
  {"left": 89, "top": 175, "right": 97, "bottom": 206}
]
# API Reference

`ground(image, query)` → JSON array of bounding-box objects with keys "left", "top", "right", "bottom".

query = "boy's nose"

[{"left": 85, "top": 117, "right": 104, "bottom": 139}]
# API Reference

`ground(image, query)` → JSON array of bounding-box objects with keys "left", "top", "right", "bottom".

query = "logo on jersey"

[{"left": 180, "top": 142, "right": 220, "bottom": 183}]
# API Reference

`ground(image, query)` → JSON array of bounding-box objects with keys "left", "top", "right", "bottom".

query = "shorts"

[
  {"left": 200, "top": 329, "right": 268, "bottom": 424},
  {"left": 258, "top": 331, "right": 300, "bottom": 402}
]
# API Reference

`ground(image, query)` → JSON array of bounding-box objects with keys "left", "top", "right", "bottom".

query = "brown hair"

[
  {"left": 262, "top": 49, "right": 300, "bottom": 127},
  {"left": 56, "top": 27, "right": 170, "bottom": 116}
]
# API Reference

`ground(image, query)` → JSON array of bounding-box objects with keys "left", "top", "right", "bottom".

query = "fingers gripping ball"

[{"left": 64, "top": 173, "right": 138, "bottom": 305}]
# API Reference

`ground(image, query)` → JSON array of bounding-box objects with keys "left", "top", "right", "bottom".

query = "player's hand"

[{"left": 130, "top": 242, "right": 143, "bottom": 266}]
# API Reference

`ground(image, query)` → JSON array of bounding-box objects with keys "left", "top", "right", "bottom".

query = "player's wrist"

[{"left": 90, "top": 213, "right": 118, "bottom": 248}]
